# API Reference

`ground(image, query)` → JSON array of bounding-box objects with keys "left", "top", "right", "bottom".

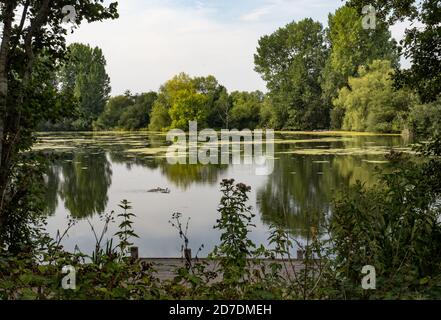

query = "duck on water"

[{"left": 147, "top": 187, "right": 171, "bottom": 194}]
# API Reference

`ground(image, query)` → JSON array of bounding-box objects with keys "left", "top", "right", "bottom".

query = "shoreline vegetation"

[{"left": 35, "top": 130, "right": 404, "bottom": 136}]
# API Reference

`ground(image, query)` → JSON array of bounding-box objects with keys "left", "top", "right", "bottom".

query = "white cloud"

[
  {"left": 389, "top": 19, "right": 425, "bottom": 69},
  {"left": 67, "top": 3, "right": 272, "bottom": 95},
  {"left": 65, "top": 0, "right": 343, "bottom": 96},
  {"left": 240, "top": 5, "right": 274, "bottom": 22},
  {"left": 240, "top": 0, "right": 341, "bottom": 23}
]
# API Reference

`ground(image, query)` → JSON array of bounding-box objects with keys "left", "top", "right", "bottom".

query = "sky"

[{"left": 66, "top": 0, "right": 409, "bottom": 96}]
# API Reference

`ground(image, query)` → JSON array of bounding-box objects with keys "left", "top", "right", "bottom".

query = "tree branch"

[{"left": 23, "top": 0, "right": 52, "bottom": 85}]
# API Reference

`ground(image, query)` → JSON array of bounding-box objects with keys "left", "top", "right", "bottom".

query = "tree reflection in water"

[
  {"left": 45, "top": 151, "right": 112, "bottom": 219},
  {"left": 42, "top": 132, "right": 408, "bottom": 240}
]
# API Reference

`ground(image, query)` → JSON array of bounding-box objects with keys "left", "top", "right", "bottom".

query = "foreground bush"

[
  {"left": 330, "top": 138, "right": 441, "bottom": 299},
  {"left": 407, "top": 99, "right": 441, "bottom": 138}
]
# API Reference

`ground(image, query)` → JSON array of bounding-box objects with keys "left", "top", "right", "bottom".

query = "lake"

[{"left": 35, "top": 131, "right": 410, "bottom": 257}]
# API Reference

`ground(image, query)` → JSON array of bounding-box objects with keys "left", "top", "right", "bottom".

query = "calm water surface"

[{"left": 36, "top": 132, "right": 410, "bottom": 257}]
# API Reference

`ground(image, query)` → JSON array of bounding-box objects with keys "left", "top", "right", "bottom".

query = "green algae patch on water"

[
  {"left": 272, "top": 137, "right": 353, "bottom": 144},
  {"left": 276, "top": 131, "right": 402, "bottom": 137},
  {"left": 277, "top": 147, "right": 411, "bottom": 156},
  {"left": 124, "top": 146, "right": 171, "bottom": 156},
  {"left": 32, "top": 143, "right": 76, "bottom": 152}
]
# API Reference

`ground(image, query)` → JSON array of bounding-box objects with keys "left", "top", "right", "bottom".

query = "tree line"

[{"left": 42, "top": 4, "right": 440, "bottom": 136}]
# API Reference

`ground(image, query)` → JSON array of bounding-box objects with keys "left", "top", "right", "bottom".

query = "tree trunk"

[
  {"left": 0, "top": 2, "right": 15, "bottom": 219},
  {"left": 0, "top": 0, "right": 50, "bottom": 224}
]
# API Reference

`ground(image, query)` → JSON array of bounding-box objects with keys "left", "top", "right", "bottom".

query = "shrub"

[
  {"left": 330, "top": 140, "right": 441, "bottom": 299},
  {"left": 407, "top": 99, "right": 441, "bottom": 138}
]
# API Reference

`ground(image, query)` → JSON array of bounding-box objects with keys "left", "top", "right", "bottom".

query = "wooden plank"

[{"left": 139, "top": 258, "right": 310, "bottom": 282}]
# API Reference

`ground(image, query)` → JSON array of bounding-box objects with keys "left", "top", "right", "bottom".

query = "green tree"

[
  {"left": 229, "top": 91, "right": 263, "bottom": 130},
  {"left": 58, "top": 43, "right": 111, "bottom": 130},
  {"left": 259, "top": 95, "right": 276, "bottom": 129},
  {"left": 323, "top": 5, "right": 398, "bottom": 128},
  {"left": 147, "top": 73, "right": 238, "bottom": 131},
  {"left": 347, "top": 0, "right": 441, "bottom": 103},
  {"left": 169, "top": 88, "right": 209, "bottom": 130},
  {"left": 407, "top": 98, "right": 441, "bottom": 138},
  {"left": 0, "top": 1, "right": 118, "bottom": 249},
  {"left": 212, "top": 87, "right": 231, "bottom": 129},
  {"left": 254, "top": 18, "right": 329, "bottom": 130},
  {"left": 118, "top": 92, "right": 157, "bottom": 130},
  {"left": 94, "top": 94, "right": 134, "bottom": 130},
  {"left": 194, "top": 75, "right": 230, "bottom": 129},
  {"left": 149, "top": 99, "right": 171, "bottom": 131},
  {"left": 334, "top": 60, "right": 413, "bottom": 132},
  {"left": 148, "top": 73, "right": 211, "bottom": 131}
]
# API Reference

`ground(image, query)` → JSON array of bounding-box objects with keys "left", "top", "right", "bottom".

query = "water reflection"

[
  {"left": 45, "top": 151, "right": 112, "bottom": 218},
  {"left": 256, "top": 154, "right": 383, "bottom": 237},
  {"left": 159, "top": 163, "right": 228, "bottom": 190},
  {"left": 109, "top": 151, "right": 228, "bottom": 190},
  {"left": 109, "top": 151, "right": 159, "bottom": 170},
  {"left": 40, "top": 132, "right": 409, "bottom": 250}
]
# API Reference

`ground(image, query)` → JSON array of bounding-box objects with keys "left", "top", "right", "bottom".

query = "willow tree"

[
  {"left": 334, "top": 60, "right": 413, "bottom": 133},
  {"left": 0, "top": 1, "right": 118, "bottom": 249},
  {"left": 323, "top": 5, "right": 398, "bottom": 128}
]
